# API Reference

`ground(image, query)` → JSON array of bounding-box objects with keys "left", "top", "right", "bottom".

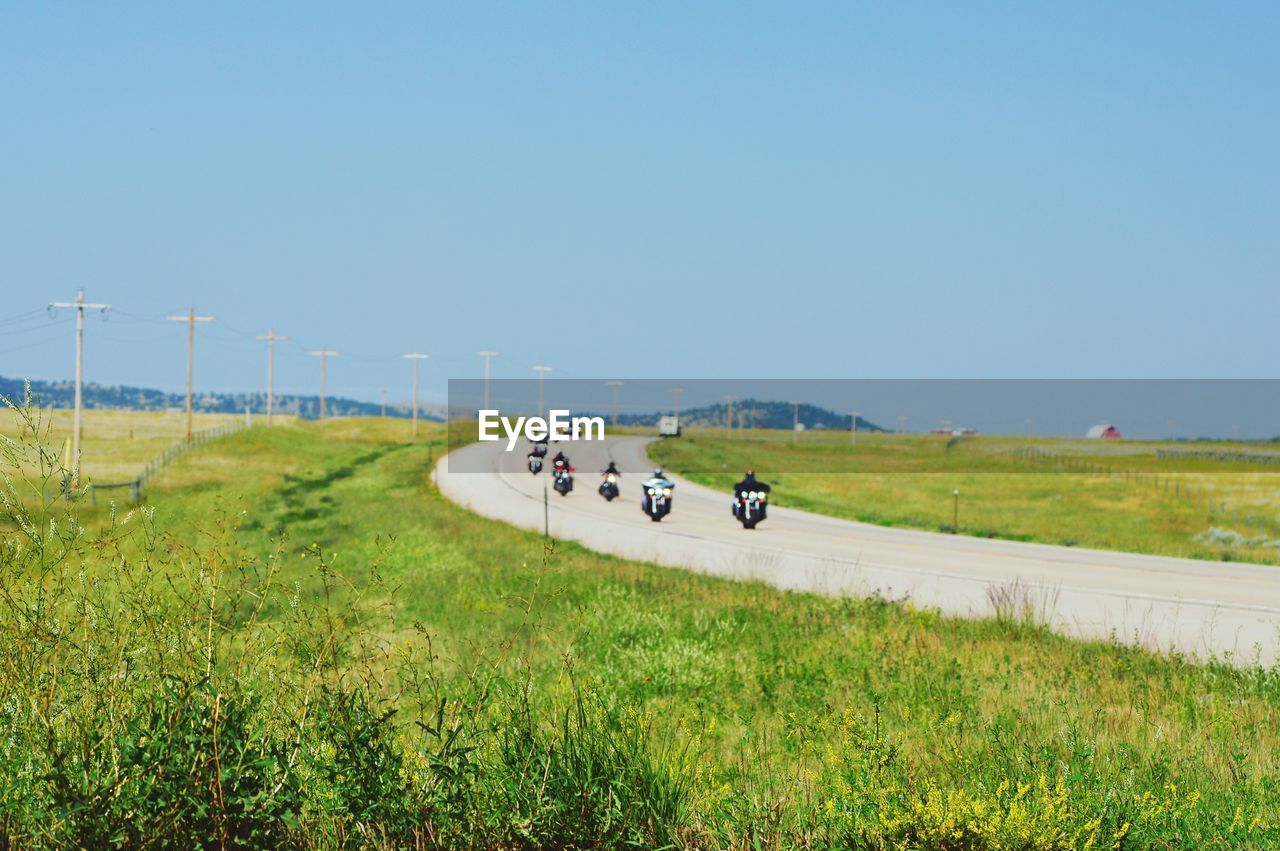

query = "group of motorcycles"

[{"left": 526, "top": 441, "right": 768, "bottom": 528}]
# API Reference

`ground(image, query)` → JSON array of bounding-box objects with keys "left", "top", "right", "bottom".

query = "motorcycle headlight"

[
  {"left": 759, "top": 493, "right": 766, "bottom": 501},
  {"left": 663, "top": 488, "right": 672, "bottom": 497},
  {"left": 608, "top": 474, "right": 617, "bottom": 482},
  {"left": 647, "top": 488, "right": 655, "bottom": 495},
  {"left": 748, "top": 491, "right": 758, "bottom": 499}
]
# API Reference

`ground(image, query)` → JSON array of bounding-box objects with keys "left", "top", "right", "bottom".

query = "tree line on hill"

[
  {"left": 0, "top": 376, "right": 442, "bottom": 421},
  {"left": 610, "top": 399, "right": 886, "bottom": 432},
  {"left": 3, "top": 378, "right": 886, "bottom": 431}
]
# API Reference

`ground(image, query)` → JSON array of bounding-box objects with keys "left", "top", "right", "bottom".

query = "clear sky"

[{"left": 2, "top": 3, "right": 1276, "bottom": 405}]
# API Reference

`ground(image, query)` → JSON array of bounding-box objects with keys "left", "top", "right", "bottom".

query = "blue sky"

[{"left": 1, "top": 3, "right": 1276, "bottom": 404}]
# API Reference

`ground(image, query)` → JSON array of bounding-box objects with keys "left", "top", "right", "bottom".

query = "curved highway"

[{"left": 437, "top": 436, "right": 1280, "bottom": 666}]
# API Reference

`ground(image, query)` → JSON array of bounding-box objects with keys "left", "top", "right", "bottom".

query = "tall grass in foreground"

[
  {"left": 0, "top": 401, "right": 692, "bottom": 848},
  {"left": 2, "top": 398, "right": 1279, "bottom": 848}
]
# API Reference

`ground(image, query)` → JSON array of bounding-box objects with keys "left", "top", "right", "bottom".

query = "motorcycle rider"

[
  {"left": 733, "top": 469, "right": 770, "bottom": 518},
  {"left": 552, "top": 451, "right": 571, "bottom": 475},
  {"left": 602, "top": 460, "right": 621, "bottom": 477}
]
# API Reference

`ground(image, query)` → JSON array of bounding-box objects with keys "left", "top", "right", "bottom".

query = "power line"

[
  {"left": 477, "top": 351, "right": 498, "bottom": 410},
  {"left": 308, "top": 349, "right": 339, "bottom": 422},
  {"left": 403, "top": 353, "right": 429, "bottom": 437},
  {"left": 533, "top": 365, "right": 551, "bottom": 419},
  {"left": 606, "top": 380, "right": 624, "bottom": 427},
  {"left": 48, "top": 289, "right": 111, "bottom": 485},
  {"left": 255, "top": 330, "right": 288, "bottom": 425},
  {"left": 166, "top": 308, "right": 215, "bottom": 442}
]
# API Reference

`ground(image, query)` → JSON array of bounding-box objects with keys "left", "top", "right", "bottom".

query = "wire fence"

[
  {"left": 1008, "top": 446, "right": 1280, "bottom": 538},
  {"left": 85, "top": 420, "right": 249, "bottom": 505}
]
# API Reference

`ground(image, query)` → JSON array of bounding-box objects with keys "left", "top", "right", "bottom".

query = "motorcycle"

[
  {"left": 733, "top": 487, "right": 768, "bottom": 529},
  {"left": 641, "top": 476, "right": 674, "bottom": 521},
  {"left": 529, "top": 440, "right": 549, "bottom": 458},
  {"left": 553, "top": 465, "right": 575, "bottom": 496},
  {"left": 528, "top": 455, "right": 543, "bottom": 475},
  {"left": 598, "top": 472, "right": 620, "bottom": 501}
]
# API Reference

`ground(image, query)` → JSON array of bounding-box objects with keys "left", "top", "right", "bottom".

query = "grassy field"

[
  {"left": 0, "top": 406, "right": 246, "bottom": 484},
  {"left": 3, "top": 408, "right": 1279, "bottom": 847},
  {"left": 651, "top": 429, "right": 1280, "bottom": 565}
]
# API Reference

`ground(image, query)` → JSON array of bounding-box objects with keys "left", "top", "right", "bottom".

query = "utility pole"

[
  {"left": 724, "top": 395, "right": 737, "bottom": 439},
  {"left": 533, "top": 365, "right": 552, "bottom": 419},
  {"left": 165, "top": 307, "right": 215, "bottom": 443},
  {"left": 1027, "top": 416, "right": 1033, "bottom": 437},
  {"left": 606, "top": 380, "right": 624, "bottom": 427},
  {"left": 670, "top": 387, "right": 683, "bottom": 421},
  {"left": 308, "top": 349, "right": 339, "bottom": 423},
  {"left": 898, "top": 415, "right": 908, "bottom": 434},
  {"left": 403, "top": 353, "right": 429, "bottom": 437},
  {"left": 791, "top": 400, "right": 799, "bottom": 443},
  {"left": 851, "top": 411, "right": 859, "bottom": 445},
  {"left": 49, "top": 289, "right": 110, "bottom": 485},
  {"left": 477, "top": 350, "right": 499, "bottom": 410},
  {"left": 254, "top": 329, "right": 287, "bottom": 426}
]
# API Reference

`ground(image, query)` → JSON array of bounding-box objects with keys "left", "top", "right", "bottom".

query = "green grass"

[
  {"left": 0, "top": 404, "right": 246, "bottom": 484},
  {"left": 651, "top": 429, "right": 1280, "bottom": 564},
  {"left": 3, "top": 407, "right": 1279, "bottom": 847}
]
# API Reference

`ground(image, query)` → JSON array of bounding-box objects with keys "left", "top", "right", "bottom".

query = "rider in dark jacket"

[
  {"left": 602, "top": 460, "right": 620, "bottom": 476},
  {"left": 733, "top": 469, "right": 770, "bottom": 517},
  {"left": 734, "top": 469, "right": 770, "bottom": 496}
]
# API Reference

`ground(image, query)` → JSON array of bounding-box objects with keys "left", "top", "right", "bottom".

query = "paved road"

[{"left": 437, "top": 436, "right": 1280, "bottom": 666}]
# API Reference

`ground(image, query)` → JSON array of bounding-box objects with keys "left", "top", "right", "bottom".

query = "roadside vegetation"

[
  {"left": 651, "top": 429, "right": 1280, "bottom": 565},
  {"left": 2, "top": 404, "right": 1278, "bottom": 848}
]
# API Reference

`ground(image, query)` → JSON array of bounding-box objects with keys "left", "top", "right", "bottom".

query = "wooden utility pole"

[
  {"left": 791, "top": 400, "right": 799, "bottom": 443},
  {"left": 477, "top": 351, "right": 498, "bottom": 410},
  {"left": 49, "top": 289, "right": 111, "bottom": 485},
  {"left": 254, "top": 329, "right": 287, "bottom": 425},
  {"left": 606, "top": 380, "right": 624, "bottom": 427},
  {"left": 724, "top": 395, "right": 736, "bottom": 439},
  {"left": 403, "top": 353, "right": 429, "bottom": 437},
  {"left": 851, "top": 411, "right": 859, "bottom": 445},
  {"left": 670, "top": 387, "right": 683, "bottom": 420},
  {"left": 533, "top": 365, "right": 552, "bottom": 419},
  {"left": 166, "top": 308, "right": 214, "bottom": 442},
  {"left": 308, "top": 349, "right": 339, "bottom": 422}
]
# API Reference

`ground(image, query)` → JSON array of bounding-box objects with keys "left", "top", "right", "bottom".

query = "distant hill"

[
  {"left": 611, "top": 399, "right": 886, "bottom": 432},
  {"left": 2, "top": 377, "right": 881, "bottom": 432},
  {"left": 0, "top": 376, "right": 445, "bottom": 421}
]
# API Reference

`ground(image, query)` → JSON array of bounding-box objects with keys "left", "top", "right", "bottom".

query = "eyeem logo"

[{"left": 478, "top": 410, "right": 606, "bottom": 451}]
